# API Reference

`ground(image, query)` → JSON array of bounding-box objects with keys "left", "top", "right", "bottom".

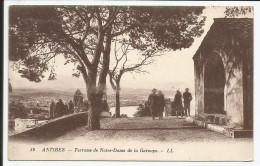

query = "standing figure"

[
  {"left": 173, "top": 90, "right": 184, "bottom": 117},
  {"left": 68, "top": 100, "right": 74, "bottom": 114},
  {"left": 49, "top": 100, "right": 55, "bottom": 119},
  {"left": 144, "top": 101, "right": 151, "bottom": 117},
  {"left": 183, "top": 88, "right": 192, "bottom": 116},
  {"left": 157, "top": 91, "right": 165, "bottom": 119},
  {"left": 64, "top": 103, "right": 69, "bottom": 115},
  {"left": 148, "top": 88, "right": 158, "bottom": 120},
  {"left": 102, "top": 100, "right": 109, "bottom": 112},
  {"left": 9, "top": 79, "right": 13, "bottom": 93},
  {"left": 83, "top": 99, "right": 89, "bottom": 112},
  {"left": 54, "top": 99, "right": 65, "bottom": 117}
]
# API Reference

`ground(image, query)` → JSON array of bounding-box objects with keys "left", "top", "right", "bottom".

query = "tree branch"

[
  {"left": 57, "top": 31, "right": 93, "bottom": 68},
  {"left": 103, "top": 7, "right": 120, "bottom": 32},
  {"left": 111, "top": 24, "right": 135, "bottom": 37},
  {"left": 95, "top": 7, "right": 103, "bottom": 30},
  {"left": 77, "top": 64, "right": 89, "bottom": 86},
  {"left": 108, "top": 72, "right": 117, "bottom": 90},
  {"left": 71, "top": 8, "right": 98, "bottom": 35}
]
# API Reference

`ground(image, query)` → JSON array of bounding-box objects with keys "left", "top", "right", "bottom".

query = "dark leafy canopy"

[
  {"left": 9, "top": 6, "right": 205, "bottom": 82},
  {"left": 225, "top": 6, "right": 253, "bottom": 18},
  {"left": 129, "top": 7, "right": 205, "bottom": 50}
]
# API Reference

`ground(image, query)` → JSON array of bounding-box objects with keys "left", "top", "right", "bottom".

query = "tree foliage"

[
  {"left": 9, "top": 6, "right": 205, "bottom": 83},
  {"left": 225, "top": 6, "right": 253, "bottom": 18}
]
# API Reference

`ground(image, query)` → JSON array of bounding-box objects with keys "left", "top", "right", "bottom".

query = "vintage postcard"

[{"left": 4, "top": 0, "right": 254, "bottom": 162}]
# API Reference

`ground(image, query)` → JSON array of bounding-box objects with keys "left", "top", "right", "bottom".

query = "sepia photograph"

[{"left": 4, "top": 1, "right": 255, "bottom": 162}]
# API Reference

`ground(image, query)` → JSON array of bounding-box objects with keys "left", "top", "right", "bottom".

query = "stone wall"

[
  {"left": 15, "top": 118, "right": 38, "bottom": 131},
  {"left": 194, "top": 58, "right": 205, "bottom": 116},
  {"left": 194, "top": 33, "right": 245, "bottom": 127},
  {"left": 224, "top": 57, "right": 244, "bottom": 127},
  {"left": 10, "top": 112, "right": 88, "bottom": 138}
]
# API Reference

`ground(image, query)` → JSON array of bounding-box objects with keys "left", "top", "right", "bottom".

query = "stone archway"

[{"left": 204, "top": 53, "right": 225, "bottom": 114}]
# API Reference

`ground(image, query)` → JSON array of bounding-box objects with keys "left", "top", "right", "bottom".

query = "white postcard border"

[{"left": 3, "top": 1, "right": 260, "bottom": 166}]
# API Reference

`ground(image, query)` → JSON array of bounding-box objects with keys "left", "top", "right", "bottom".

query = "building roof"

[{"left": 193, "top": 18, "right": 253, "bottom": 59}]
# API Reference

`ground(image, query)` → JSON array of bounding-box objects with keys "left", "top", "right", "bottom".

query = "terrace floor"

[{"left": 9, "top": 116, "right": 253, "bottom": 160}]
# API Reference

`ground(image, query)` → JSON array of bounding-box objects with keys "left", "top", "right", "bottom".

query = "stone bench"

[{"left": 200, "top": 113, "right": 227, "bottom": 125}]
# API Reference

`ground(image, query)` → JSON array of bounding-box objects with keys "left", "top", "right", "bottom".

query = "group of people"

[
  {"left": 49, "top": 99, "right": 74, "bottom": 119},
  {"left": 148, "top": 89, "right": 165, "bottom": 120},
  {"left": 49, "top": 98, "right": 110, "bottom": 119},
  {"left": 147, "top": 88, "right": 192, "bottom": 120},
  {"left": 172, "top": 88, "right": 192, "bottom": 117}
]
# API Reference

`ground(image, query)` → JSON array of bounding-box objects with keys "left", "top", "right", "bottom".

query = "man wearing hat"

[
  {"left": 183, "top": 88, "right": 192, "bottom": 116},
  {"left": 148, "top": 88, "right": 158, "bottom": 120}
]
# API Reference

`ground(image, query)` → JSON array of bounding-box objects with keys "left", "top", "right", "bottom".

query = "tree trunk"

[
  {"left": 115, "top": 82, "right": 120, "bottom": 118},
  {"left": 97, "top": 30, "right": 112, "bottom": 96},
  {"left": 87, "top": 28, "right": 112, "bottom": 129},
  {"left": 87, "top": 69, "right": 102, "bottom": 130},
  {"left": 87, "top": 95, "right": 102, "bottom": 130}
]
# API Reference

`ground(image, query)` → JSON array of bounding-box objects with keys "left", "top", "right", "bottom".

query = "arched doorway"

[{"left": 204, "top": 53, "right": 225, "bottom": 114}]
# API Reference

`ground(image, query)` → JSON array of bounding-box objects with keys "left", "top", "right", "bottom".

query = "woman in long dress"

[
  {"left": 157, "top": 91, "right": 165, "bottom": 119},
  {"left": 173, "top": 90, "right": 184, "bottom": 117}
]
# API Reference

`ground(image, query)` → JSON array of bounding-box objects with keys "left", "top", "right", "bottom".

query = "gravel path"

[{"left": 50, "top": 116, "right": 252, "bottom": 143}]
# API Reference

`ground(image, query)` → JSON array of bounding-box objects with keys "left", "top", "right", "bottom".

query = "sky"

[{"left": 8, "top": 6, "right": 252, "bottom": 92}]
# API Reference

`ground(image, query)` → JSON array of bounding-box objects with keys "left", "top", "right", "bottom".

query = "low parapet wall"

[
  {"left": 185, "top": 116, "right": 253, "bottom": 138},
  {"left": 9, "top": 112, "right": 88, "bottom": 139}
]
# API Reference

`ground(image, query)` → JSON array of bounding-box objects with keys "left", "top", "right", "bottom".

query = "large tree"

[{"left": 9, "top": 6, "right": 205, "bottom": 130}]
